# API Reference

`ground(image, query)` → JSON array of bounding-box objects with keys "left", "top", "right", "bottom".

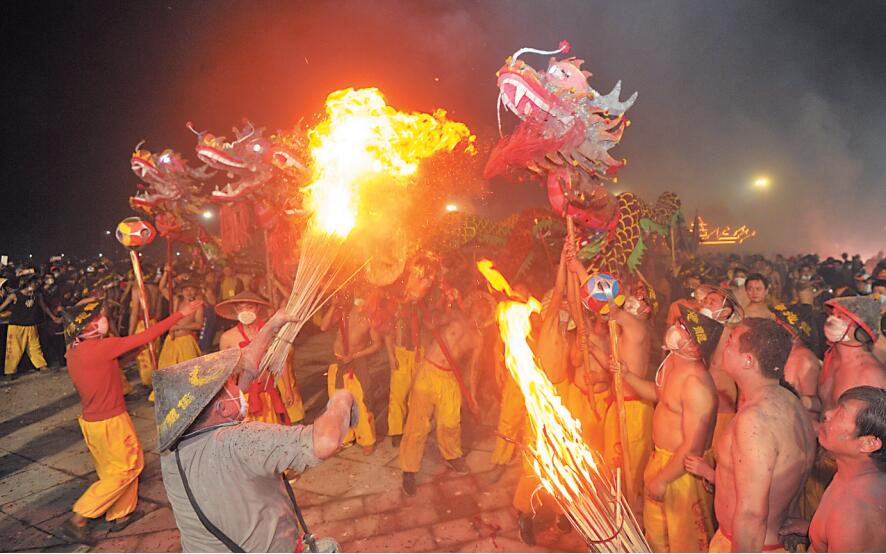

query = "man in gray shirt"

[{"left": 154, "top": 310, "right": 355, "bottom": 552}]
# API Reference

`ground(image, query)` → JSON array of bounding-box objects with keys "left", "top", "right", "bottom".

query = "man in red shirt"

[{"left": 60, "top": 298, "right": 201, "bottom": 544}]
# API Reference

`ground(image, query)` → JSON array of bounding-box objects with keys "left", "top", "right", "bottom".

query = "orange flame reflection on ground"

[{"left": 305, "top": 87, "right": 475, "bottom": 238}]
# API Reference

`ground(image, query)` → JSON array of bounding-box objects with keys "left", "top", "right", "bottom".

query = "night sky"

[{"left": 3, "top": 0, "right": 885, "bottom": 261}]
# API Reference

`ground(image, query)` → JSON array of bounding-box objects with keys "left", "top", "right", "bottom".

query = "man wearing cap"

[
  {"left": 59, "top": 298, "right": 201, "bottom": 543},
  {"left": 773, "top": 303, "right": 823, "bottom": 418},
  {"left": 217, "top": 291, "right": 303, "bottom": 425},
  {"left": 708, "top": 318, "right": 816, "bottom": 552},
  {"left": 819, "top": 296, "right": 886, "bottom": 413},
  {"left": 158, "top": 278, "right": 204, "bottom": 370},
  {"left": 155, "top": 309, "right": 355, "bottom": 552},
  {"left": 617, "top": 305, "right": 719, "bottom": 552}
]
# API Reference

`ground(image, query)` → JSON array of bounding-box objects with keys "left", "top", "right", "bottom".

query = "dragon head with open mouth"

[
  {"left": 128, "top": 143, "right": 214, "bottom": 211},
  {"left": 484, "top": 40, "right": 637, "bottom": 231},
  {"left": 189, "top": 120, "right": 305, "bottom": 203}
]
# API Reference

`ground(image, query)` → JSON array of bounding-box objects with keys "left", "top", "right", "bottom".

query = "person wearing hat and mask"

[
  {"left": 217, "top": 291, "right": 303, "bottom": 425},
  {"left": 698, "top": 284, "right": 744, "bottom": 453},
  {"left": 155, "top": 309, "right": 355, "bottom": 552},
  {"left": 157, "top": 277, "right": 204, "bottom": 371},
  {"left": 779, "top": 385, "right": 886, "bottom": 553},
  {"left": 600, "top": 277, "right": 656, "bottom": 518},
  {"left": 617, "top": 305, "right": 719, "bottom": 552},
  {"left": 703, "top": 318, "right": 816, "bottom": 552},
  {"left": 773, "top": 303, "right": 823, "bottom": 419},
  {"left": 819, "top": 296, "right": 886, "bottom": 414},
  {"left": 59, "top": 297, "right": 202, "bottom": 544}
]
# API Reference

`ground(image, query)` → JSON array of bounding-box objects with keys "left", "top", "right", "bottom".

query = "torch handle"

[
  {"left": 608, "top": 319, "right": 633, "bottom": 507},
  {"left": 565, "top": 217, "right": 595, "bottom": 391},
  {"left": 130, "top": 250, "right": 158, "bottom": 371}
]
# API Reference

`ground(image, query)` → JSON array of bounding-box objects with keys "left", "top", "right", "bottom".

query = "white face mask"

[
  {"left": 224, "top": 388, "right": 248, "bottom": 419},
  {"left": 664, "top": 325, "right": 689, "bottom": 352},
  {"left": 824, "top": 315, "right": 851, "bottom": 343},
  {"left": 237, "top": 310, "right": 257, "bottom": 325},
  {"left": 700, "top": 298, "right": 729, "bottom": 322},
  {"left": 624, "top": 296, "right": 642, "bottom": 316},
  {"left": 733, "top": 277, "right": 747, "bottom": 287},
  {"left": 800, "top": 274, "right": 812, "bottom": 281}
]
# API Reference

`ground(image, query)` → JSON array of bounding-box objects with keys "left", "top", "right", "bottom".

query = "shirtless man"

[
  {"left": 321, "top": 289, "right": 383, "bottom": 454},
  {"left": 601, "top": 279, "right": 655, "bottom": 515},
  {"left": 157, "top": 278, "right": 204, "bottom": 370},
  {"left": 514, "top": 248, "right": 609, "bottom": 544},
  {"left": 698, "top": 285, "right": 743, "bottom": 451},
  {"left": 619, "top": 307, "right": 719, "bottom": 552},
  {"left": 744, "top": 273, "right": 775, "bottom": 319},
  {"left": 780, "top": 386, "right": 886, "bottom": 552},
  {"left": 819, "top": 296, "right": 886, "bottom": 413},
  {"left": 772, "top": 303, "right": 823, "bottom": 419},
  {"left": 710, "top": 318, "right": 816, "bottom": 552},
  {"left": 124, "top": 274, "right": 159, "bottom": 388},
  {"left": 399, "top": 295, "right": 486, "bottom": 496}
]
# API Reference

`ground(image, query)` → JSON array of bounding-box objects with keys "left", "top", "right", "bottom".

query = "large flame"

[
  {"left": 480, "top": 260, "right": 648, "bottom": 552},
  {"left": 305, "top": 87, "right": 475, "bottom": 238}
]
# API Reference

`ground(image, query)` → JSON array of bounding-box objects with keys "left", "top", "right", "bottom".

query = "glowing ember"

[
  {"left": 479, "top": 260, "right": 648, "bottom": 552},
  {"left": 305, "top": 87, "right": 475, "bottom": 238}
]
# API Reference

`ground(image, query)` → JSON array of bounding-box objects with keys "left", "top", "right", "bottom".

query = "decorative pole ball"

[
  {"left": 116, "top": 217, "right": 157, "bottom": 249},
  {"left": 580, "top": 273, "right": 625, "bottom": 314}
]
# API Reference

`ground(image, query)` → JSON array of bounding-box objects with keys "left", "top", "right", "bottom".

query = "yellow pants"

[
  {"left": 133, "top": 319, "right": 158, "bottom": 386},
  {"left": 328, "top": 363, "right": 375, "bottom": 446},
  {"left": 280, "top": 378, "right": 305, "bottom": 424},
  {"left": 491, "top": 374, "right": 525, "bottom": 466},
  {"left": 157, "top": 334, "right": 201, "bottom": 369},
  {"left": 5, "top": 324, "right": 47, "bottom": 374},
  {"left": 73, "top": 412, "right": 144, "bottom": 521},
  {"left": 388, "top": 346, "right": 419, "bottom": 437},
  {"left": 604, "top": 398, "right": 654, "bottom": 513},
  {"left": 399, "top": 361, "right": 462, "bottom": 472},
  {"left": 643, "top": 447, "right": 714, "bottom": 553},
  {"left": 708, "top": 528, "right": 787, "bottom": 553},
  {"left": 711, "top": 412, "right": 735, "bottom": 455}
]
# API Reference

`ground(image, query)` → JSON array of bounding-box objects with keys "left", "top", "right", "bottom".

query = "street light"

[
  {"left": 445, "top": 203, "right": 459, "bottom": 213},
  {"left": 753, "top": 177, "right": 770, "bottom": 189},
  {"left": 105, "top": 230, "right": 111, "bottom": 235}
]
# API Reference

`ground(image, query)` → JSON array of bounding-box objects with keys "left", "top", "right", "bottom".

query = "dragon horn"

[
  {"left": 134, "top": 140, "right": 146, "bottom": 152},
  {"left": 185, "top": 121, "right": 206, "bottom": 136},
  {"left": 511, "top": 39, "right": 570, "bottom": 63},
  {"left": 231, "top": 119, "right": 256, "bottom": 145}
]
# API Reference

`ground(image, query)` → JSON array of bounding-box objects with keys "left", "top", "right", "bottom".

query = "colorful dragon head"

[
  {"left": 485, "top": 40, "right": 637, "bottom": 231},
  {"left": 189, "top": 120, "right": 305, "bottom": 203},
  {"left": 129, "top": 143, "right": 214, "bottom": 210}
]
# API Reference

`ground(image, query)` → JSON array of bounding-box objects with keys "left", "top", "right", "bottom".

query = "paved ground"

[{"left": 0, "top": 330, "right": 585, "bottom": 552}]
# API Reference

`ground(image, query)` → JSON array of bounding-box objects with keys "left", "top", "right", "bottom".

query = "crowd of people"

[{"left": 2, "top": 244, "right": 885, "bottom": 552}]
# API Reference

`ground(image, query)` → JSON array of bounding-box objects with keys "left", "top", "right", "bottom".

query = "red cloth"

[{"left": 66, "top": 313, "right": 183, "bottom": 421}]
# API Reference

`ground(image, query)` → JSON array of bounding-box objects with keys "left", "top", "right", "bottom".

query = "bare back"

[
  {"left": 715, "top": 385, "right": 815, "bottom": 547},
  {"left": 612, "top": 309, "right": 651, "bottom": 397},
  {"left": 821, "top": 346, "right": 886, "bottom": 412}
]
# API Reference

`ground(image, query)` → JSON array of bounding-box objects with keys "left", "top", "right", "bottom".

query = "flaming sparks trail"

[
  {"left": 261, "top": 88, "right": 474, "bottom": 374},
  {"left": 479, "top": 261, "right": 649, "bottom": 552}
]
